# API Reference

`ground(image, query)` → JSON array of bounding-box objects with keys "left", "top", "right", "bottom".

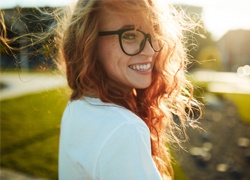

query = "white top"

[{"left": 59, "top": 97, "right": 162, "bottom": 180}]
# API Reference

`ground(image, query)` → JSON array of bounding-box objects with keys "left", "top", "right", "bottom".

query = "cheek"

[
  {"left": 97, "top": 38, "right": 118, "bottom": 62},
  {"left": 97, "top": 39, "right": 121, "bottom": 71}
]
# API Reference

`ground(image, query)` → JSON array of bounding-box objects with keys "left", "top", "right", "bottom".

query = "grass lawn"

[
  {"left": 172, "top": 160, "right": 188, "bottom": 180},
  {"left": 0, "top": 88, "right": 69, "bottom": 179},
  {"left": 0, "top": 87, "right": 187, "bottom": 179},
  {"left": 223, "top": 93, "right": 250, "bottom": 124},
  {"left": 191, "top": 78, "right": 250, "bottom": 124}
]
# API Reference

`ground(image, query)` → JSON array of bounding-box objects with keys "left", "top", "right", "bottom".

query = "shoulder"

[
  {"left": 60, "top": 98, "right": 150, "bottom": 151},
  {"left": 95, "top": 113, "right": 160, "bottom": 180},
  {"left": 63, "top": 97, "right": 148, "bottom": 130},
  {"left": 59, "top": 98, "right": 159, "bottom": 179}
]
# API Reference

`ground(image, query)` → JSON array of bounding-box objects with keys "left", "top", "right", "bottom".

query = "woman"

[{"left": 58, "top": 0, "right": 201, "bottom": 179}]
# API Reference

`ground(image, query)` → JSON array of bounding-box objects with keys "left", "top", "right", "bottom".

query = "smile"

[{"left": 129, "top": 63, "right": 151, "bottom": 72}]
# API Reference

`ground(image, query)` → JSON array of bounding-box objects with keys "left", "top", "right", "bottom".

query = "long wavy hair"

[{"left": 54, "top": 0, "right": 202, "bottom": 179}]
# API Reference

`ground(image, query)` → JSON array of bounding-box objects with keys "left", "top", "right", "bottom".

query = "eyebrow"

[
  {"left": 99, "top": 25, "right": 136, "bottom": 33},
  {"left": 119, "top": 25, "right": 135, "bottom": 30}
]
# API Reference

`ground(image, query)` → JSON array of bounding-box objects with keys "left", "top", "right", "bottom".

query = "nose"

[{"left": 140, "top": 39, "right": 155, "bottom": 56}]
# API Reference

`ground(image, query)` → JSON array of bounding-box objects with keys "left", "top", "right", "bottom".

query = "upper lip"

[{"left": 128, "top": 61, "right": 152, "bottom": 66}]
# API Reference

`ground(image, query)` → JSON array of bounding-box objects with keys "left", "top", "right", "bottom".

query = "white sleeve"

[{"left": 95, "top": 122, "right": 162, "bottom": 180}]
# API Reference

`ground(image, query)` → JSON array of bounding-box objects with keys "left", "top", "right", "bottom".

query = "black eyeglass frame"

[{"left": 98, "top": 28, "right": 163, "bottom": 56}]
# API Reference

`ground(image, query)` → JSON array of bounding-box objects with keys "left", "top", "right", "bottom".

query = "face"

[{"left": 97, "top": 10, "right": 159, "bottom": 92}]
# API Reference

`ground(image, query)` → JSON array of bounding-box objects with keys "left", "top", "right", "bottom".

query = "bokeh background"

[{"left": 1, "top": 0, "right": 250, "bottom": 179}]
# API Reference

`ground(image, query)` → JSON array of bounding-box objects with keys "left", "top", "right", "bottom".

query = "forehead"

[{"left": 98, "top": 10, "right": 143, "bottom": 31}]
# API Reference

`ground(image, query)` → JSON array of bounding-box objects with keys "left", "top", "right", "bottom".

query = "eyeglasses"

[{"left": 98, "top": 27, "right": 163, "bottom": 56}]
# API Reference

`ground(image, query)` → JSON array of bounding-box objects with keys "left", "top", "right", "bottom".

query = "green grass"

[
  {"left": 223, "top": 93, "right": 250, "bottom": 124},
  {"left": 0, "top": 87, "right": 187, "bottom": 179},
  {"left": 191, "top": 79, "right": 250, "bottom": 124},
  {"left": 172, "top": 160, "right": 188, "bottom": 180},
  {"left": 0, "top": 88, "right": 69, "bottom": 179}
]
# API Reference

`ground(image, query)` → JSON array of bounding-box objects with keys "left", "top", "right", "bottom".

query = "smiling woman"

[
  {"left": 56, "top": 1, "right": 202, "bottom": 179},
  {"left": 1, "top": 0, "right": 202, "bottom": 179}
]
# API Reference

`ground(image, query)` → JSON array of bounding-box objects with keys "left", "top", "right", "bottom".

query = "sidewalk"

[
  {"left": 192, "top": 71, "right": 250, "bottom": 94},
  {"left": 0, "top": 71, "right": 67, "bottom": 101},
  {"left": 0, "top": 168, "right": 48, "bottom": 180}
]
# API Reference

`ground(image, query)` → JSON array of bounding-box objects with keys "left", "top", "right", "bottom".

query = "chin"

[{"left": 135, "top": 83, "right": 151, "bottom": 89}]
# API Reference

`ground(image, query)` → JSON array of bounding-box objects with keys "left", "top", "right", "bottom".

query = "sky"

[
  {"left": 1, "top": 0, "right": 250, "bottom": 40},
  {"left": 171, "top": 0, "right": 250, "bottom": 40}
]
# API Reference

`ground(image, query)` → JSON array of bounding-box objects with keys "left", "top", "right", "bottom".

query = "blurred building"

[
  {"left": 1, "top": 7, "right": 55, "bottom": 70},
  {"left": 218, "top": 30, "right": 250, "bottom": 72},
  {"left": 1, "top": 4, "right": 208, "bottom": 71}
]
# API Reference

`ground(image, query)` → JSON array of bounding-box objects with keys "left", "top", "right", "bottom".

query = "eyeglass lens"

[{"left": 120, "top": 30, "right": 162, "bottom": 55}]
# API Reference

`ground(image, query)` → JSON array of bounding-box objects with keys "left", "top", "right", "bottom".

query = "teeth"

[{"left": 129, "top": 63, "right": 151, "bottom": 71}]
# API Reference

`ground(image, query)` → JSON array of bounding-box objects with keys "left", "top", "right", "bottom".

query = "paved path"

[
  {"left": 0, "top": 168, "right": 48, "bottom": 180},
  {"left": 175, "top": 97, "right": 250, "bottom": 180},
  {"left": 192, "top": 71, "right": 250, "bottom": 94},
  {"left": 0, "top": 71, "right": 67, "bottom": 101}
]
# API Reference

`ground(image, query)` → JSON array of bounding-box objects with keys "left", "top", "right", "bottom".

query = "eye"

[{"left": 122, "top": 31, "right": 138, "bottom": 41}]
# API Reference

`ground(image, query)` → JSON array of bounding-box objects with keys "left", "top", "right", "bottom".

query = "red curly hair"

[{"left": 57, "top": 0, "right": 201, "bottom": 179}]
